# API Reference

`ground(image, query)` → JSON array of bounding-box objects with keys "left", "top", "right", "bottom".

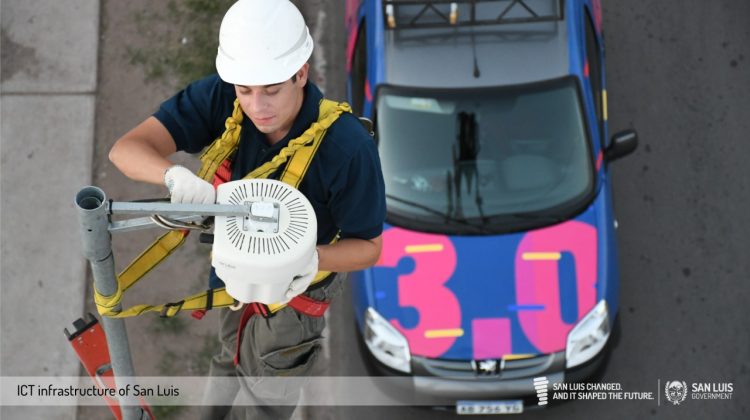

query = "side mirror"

[
  {"left": 605, "top": 129, "right": 638, "bottom": 162},
  {"left": 358, "top": 117, "right": 374, "bottom": 137}
]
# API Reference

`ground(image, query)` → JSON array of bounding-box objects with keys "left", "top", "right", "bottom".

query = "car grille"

[{"left": 413, "top": 353, "right": 559, "bottom": 379}]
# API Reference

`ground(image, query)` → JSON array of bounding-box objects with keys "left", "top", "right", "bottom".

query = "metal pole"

[
  {"left": 109, "top": 201, "right": 248, "bottom": 217},
  {"left": 75, "top": 187, "right": 145, "bottom": 420}
]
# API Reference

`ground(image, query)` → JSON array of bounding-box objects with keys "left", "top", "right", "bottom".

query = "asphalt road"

[{"left": 297, "top": 1, "right": 750, "bottom": 419}]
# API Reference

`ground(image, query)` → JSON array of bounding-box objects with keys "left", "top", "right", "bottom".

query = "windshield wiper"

[{"left": 386, "top": 194, "right": 489, "bottom": 233}]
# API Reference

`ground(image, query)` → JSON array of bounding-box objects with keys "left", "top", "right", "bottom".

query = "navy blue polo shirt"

[{"left": 154, "top": 74, "right": 385, "bottom": 288}]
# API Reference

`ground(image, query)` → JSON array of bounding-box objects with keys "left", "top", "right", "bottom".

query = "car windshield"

[{"left": 376, "top": 77, "right": 594, "bottom": 234}]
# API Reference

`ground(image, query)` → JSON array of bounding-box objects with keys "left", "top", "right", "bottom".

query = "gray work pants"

[{"left": 200, "top": 274, "right": 344, "bottom": 420}]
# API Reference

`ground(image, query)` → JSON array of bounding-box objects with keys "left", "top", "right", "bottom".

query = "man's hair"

[{"left": 291, "top": 74, "right": 298, "bottom": 83}]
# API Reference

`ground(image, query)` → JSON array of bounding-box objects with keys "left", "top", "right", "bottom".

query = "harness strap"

[
  {"left": 94, "top": 230, "right": 189, "bottom": 316},
  {"left": 98, "top": 287, "right": 236, "bottom": 319},
  {"left": 190, "top": 290, "right": 213, "bottom": 320},
  {"left": 241, "top": 100, "right": 351, "bottom": 186},
  {"left": 93, "top": 98, "right": 352, "bottom": 319},
  {"left": 197, "top": 99, "right": 244, "bottom": 182},
  {"left": 286, "top": 294, "right": 330, "bottom": 318},
  {"left": 272, "top": 99, "right": 348, "bottom": 188},
  {"left": 212, "top": 159, "right": 233, "bottom": 189},
  {"left": 233, "top": 294, "right": 331, "bottom": 366},
  {"left": 234, "top": 303, "right": 264, "bottom": 365}
]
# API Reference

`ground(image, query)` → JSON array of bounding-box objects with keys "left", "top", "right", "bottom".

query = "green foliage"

[
  {"left": 158, "top": 349, "right": 181, "bottom": 375},
  {"left": 127, "top": 0, "right": 235, "bottom": 88},
  {"left": 151, "top": 403, "right": 186, "bottom": 419},
  {"left": 191, "top": 333, "right": 221, "bottom": 375},
  {"left": 150, "top": 314, "right": 187, "bottom": 335}
]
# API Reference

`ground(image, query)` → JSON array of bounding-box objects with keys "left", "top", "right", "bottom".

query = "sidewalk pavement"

[{"left": 1, "top": 0, "right": 100, "bottom": 418}]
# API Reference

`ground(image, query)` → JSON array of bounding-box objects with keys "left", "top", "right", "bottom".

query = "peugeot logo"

[{"left": 471, "top": 359, "right": 501, "bottom": 375}]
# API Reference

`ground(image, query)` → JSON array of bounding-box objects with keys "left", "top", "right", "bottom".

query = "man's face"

[{"left": 234, "top": 64, "right": 309, "bottom": 143}]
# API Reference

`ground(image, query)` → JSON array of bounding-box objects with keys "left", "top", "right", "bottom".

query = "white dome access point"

[{"left": 212, "top": 179, "right": 317, "bottom": 304}]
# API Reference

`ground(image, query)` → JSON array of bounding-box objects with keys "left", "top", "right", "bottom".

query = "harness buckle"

[{"left": 160, "top": 300, "right": 185, "bottom": 318}]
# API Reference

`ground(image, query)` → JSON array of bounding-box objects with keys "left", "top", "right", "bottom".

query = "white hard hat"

[{"left": 216, "top": 0, "right": 313, "bottom": 86}]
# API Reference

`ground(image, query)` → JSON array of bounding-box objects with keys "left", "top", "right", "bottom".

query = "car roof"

[{"left": 383, "top": 9, "right": 570, "bottom": 88}]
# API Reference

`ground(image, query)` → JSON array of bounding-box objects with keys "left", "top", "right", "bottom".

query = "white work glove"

[
  {"left": 286, "top": 249, "right": 319, "bottom": 300},
  {"left": 164, "top": 165, "right": 216, "bottom": 204}
]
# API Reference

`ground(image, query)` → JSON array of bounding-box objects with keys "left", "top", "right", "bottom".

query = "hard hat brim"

[{"left": 216, "top": 31, "right": 314, "bottom": 87}]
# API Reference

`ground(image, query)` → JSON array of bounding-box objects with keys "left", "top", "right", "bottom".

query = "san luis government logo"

[
  {"left": 662, "top": 379, "right": 734, "bottom": 405},
  {"left": 664, "top": 380, "right": 687, "bottom": 405}
]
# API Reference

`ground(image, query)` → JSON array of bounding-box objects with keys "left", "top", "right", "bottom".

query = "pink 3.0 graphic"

[
  {"left": 376, "top": 228, "right": 460, "bottom": 357},
  {"left": 515, "top": 221, "right": 598, "bottom": 353},
  {"left": 472, "top": 318, "right": 512, "bottom": 360}
]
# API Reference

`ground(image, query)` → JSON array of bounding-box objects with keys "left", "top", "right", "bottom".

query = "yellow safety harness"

[{"left": 94, "top": 98, "right": 352, "bottom": 318}]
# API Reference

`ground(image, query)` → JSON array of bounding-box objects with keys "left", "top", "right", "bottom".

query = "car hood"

[{"left": 370, "top": 203, "right": 602, "bottom": 361}]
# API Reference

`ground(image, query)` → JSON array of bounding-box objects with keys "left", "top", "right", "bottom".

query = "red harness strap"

[
  {"left": 286, "top": 294, "right": 330, "bottom": 317},
  {"left": 233, "top": 297, "right": 330, "bottom": 366},
  {"left": 212, "top": 159, "right": 233, "bottom": 189},
  {"left": 211, "top": 158, "right": 333, "bottom": 365},
  {"left": 233, "top": 303, "right": 266, "bottom": 366}
]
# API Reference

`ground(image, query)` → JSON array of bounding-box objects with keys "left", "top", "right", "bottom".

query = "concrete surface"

[
  {"left": 1, "top": 0, "right": 100, "bottom": 419},
  {"left": 1, "top": 0, "right": 99, "bottom": 93}
]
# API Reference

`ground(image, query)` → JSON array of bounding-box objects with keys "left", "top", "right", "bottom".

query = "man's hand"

[
  {"left": 164, "top": 165, "right": 216, "bottom": 204},
  {"left": 286, "top": 249, "right": 319, "bottom": 300}
]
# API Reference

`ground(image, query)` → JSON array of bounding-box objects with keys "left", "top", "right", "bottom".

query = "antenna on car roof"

[
  {"left": 471, "top": 25, "right": 480, "bottom": 78},
  {"left": 467, "top": 1, "right": 480, "bottom": 78}
]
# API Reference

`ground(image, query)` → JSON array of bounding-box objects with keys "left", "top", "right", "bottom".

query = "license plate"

[{"left": 456, "top": 400, "right": 524, "bottom": 415}]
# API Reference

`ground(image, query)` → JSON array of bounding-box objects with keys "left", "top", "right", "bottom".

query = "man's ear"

[{"left": 296, "top": 63, "right": 310, "bottom": 87}]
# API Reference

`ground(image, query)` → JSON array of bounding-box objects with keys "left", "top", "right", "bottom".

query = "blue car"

[{"left": 345, "top": 0, "right": 638, "bottom": 412}]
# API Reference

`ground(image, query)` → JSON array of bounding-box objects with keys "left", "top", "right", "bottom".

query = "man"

[{"left": 109, "top": 0, "right": 386, "bottom": 418}]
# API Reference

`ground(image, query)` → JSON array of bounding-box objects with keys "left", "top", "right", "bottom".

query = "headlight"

[
  {"left": 364, "top": 307, "right": 412, "bottom": 373},
  {"left": 566, "top": 300, "right": 610, "bottom": 368}
]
